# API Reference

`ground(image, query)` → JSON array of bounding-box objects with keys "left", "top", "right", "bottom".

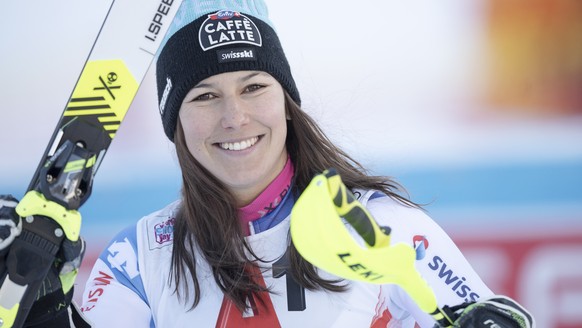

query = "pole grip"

[{"left": 323, "top": 168, "right": 391, "bottom": 248}]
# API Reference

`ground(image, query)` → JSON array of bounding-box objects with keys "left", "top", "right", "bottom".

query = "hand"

[
  {"left": 25, "top": 237, "right": 86, "bottom": 327},
  {"left": 436, "top": 295, "right": 535, "bottom": 328},
  {"left": 0, "top": 194, "right": 86, "bottom": 327},
  {"left": 0, "top": 195, "right": 22, "bottom": 251}
]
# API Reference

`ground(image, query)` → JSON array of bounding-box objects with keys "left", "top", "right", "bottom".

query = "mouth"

[{"left": 217, "top": 136, "right": 260, "bottom": 151}]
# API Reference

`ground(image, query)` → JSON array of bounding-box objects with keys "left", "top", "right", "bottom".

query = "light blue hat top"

[{"left": 159, "top": 0, "right": 275, "bottom": 56}]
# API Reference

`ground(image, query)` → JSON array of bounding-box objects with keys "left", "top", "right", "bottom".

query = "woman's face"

[{"left": 179, "top": 70, "right": 288, "bottom": 205}]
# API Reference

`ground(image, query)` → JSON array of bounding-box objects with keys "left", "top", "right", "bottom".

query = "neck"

[
  {"left": 232, "top": 151, "right": 289, "bottom": 207},
  {"left": 238, "top": 157, "right": 294, "bottom": 235}
]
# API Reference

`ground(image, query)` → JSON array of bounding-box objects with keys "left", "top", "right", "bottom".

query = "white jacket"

[{"left": 80, "top": 190, "right": 492, "bottom": 327}]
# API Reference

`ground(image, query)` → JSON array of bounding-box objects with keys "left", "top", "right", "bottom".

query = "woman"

[{"left": 78, "top": 1, "right": 534, "bottom": 327}]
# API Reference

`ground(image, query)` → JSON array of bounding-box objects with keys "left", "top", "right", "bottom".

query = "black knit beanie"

[{"left": 156, "top": 2, "right": 300, "bottom": 142}]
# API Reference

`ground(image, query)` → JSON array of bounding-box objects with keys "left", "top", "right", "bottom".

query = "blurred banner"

[
  {"left": 466, "top": 2, "right": 582, "bottom": 326},
  {"left": 483, "top": 0, "right": 582, "bottom": 115}
]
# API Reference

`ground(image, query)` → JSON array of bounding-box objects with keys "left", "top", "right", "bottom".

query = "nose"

[{"left": 221, "top": 95, "right": 249, "bottom": 129}]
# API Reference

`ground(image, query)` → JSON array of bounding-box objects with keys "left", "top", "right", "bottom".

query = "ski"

[{"left": 0, "top": 0, "right": 182, "bottom": 326}]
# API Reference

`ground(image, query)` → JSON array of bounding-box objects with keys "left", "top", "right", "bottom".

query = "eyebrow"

[
  {"left": 239, "top": 71, "right": 262, "bottom": 82},
  {"left": 192, "top": 72, "right": 266, "bottom": 89}
]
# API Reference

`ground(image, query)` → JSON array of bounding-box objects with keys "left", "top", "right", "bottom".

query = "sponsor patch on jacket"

[{"left": 147, "top": 216, "right": 175, "bottom": 250}]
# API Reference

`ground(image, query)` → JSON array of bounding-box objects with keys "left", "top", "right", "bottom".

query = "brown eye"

[
  {"left": 192, "top": 93, "right": 215, "bottom": 101},
  {"left": 244, "top": 84, "right": 265, "bottom": 93}
]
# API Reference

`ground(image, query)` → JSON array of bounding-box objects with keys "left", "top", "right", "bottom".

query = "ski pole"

[{"left": 290, "top": 169, "right": 455, "bottom": 326}]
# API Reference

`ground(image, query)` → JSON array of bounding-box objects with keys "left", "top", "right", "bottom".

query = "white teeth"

[{"left": 219, "top": 137, "right": 259, "bottom": 151}]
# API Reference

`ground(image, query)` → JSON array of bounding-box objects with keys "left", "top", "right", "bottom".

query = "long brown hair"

[{"left": 170, "top": 92, "right": 417, "bottom": 312}]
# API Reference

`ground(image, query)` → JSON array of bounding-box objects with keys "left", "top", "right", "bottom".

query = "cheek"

[
  {"left": 274, "top": 114, "right": 288, "bottom": 141},
  {"left": 260, "top": 108, "right": 288, "bottom": 145},
  {"left": 179, "top": 112, "right": 212, "bottom": 152},
  {"left": 257, "top": 91, "right": 288, "bottom": 136},
  {"left": 272, "top": 99, "right": 289, "bottom": 138}
]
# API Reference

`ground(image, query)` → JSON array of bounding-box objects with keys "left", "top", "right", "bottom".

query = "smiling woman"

[
  {"left": 177, "top": 71, "right": 288, "bottom": 206},
  {"left": 42, "top": 0, "right": 534, "bottom": 327}
]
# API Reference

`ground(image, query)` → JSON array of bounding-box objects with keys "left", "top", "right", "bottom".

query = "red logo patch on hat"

[
  {"left": 208, "top": 11, "right": 241, "bottom": 20},
  {"left": 199, "top": 10, "right": 262, "bottom": 51}
]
